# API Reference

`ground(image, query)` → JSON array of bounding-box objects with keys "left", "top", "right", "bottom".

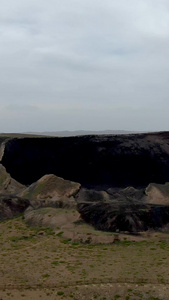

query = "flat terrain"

[{"left": 1, "top": 216, "right": 169, "bottom": 299}]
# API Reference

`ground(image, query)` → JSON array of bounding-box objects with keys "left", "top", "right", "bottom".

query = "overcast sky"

[{"left": 0, "top": 0, "right": 169, "bottom": 132}]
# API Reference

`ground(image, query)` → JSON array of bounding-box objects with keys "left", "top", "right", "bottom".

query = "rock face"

[
  {"left": 18, "top": 174, "right": 81, "bottom": 209},
  {"left": 0, "top": 164, "right": 25, "bottom": 195},
  {"left": 0, "top": 164, "right": 29, "bottom": 220},
  {"left": 145, "top": 183, "right": 169, "bottom": 205},
  {"left": 0, "top": 195, "right": 29, "bottom": 220}
]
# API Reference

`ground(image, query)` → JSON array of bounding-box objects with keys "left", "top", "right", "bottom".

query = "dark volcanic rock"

[
  {"left": 76, "top": 188, "right": 110, "bottom": 203},
  {"left": 78, "top": 200, "right": 169, "bottom": 232},
  {"left": 76, "top": 186, "right": 146, "bottom": 204},
  {"left": 107, "top": 186, "right": 146, "bottom": 201},
  {"left": 0, "top": 195, "right": 29, "bottom": 220},
  {"left": 77, "top": 185, "right": 169, "bottom": 232},
  {"left": 2, "top": 132, "right": 169, "bottom": 188}
]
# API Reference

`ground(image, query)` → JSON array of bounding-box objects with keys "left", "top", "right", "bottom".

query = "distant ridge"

[{"left": 26, "top": 130, "right": 140, "bottom": 137}]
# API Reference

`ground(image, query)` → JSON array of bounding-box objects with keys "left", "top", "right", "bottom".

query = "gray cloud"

[
  {"left": 0, "top": 0, "right": 169, "bottom": 132},
  {"left": 4, "top": 104, "right": 40, "bottom": 112}
]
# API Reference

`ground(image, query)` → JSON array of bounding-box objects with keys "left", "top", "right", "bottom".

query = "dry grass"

[{"left": 0, "top": 216, "right": 169, "bottom": 299}]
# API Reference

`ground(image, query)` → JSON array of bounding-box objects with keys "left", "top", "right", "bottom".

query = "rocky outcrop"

[
  {"left": 78, "top": 198, "right": 169, "bottom": 233},
  {"left": 24, "top": 206, "right": 80, "bottom": 229},
  {"left": 145, "top": 183, "right": 169, "bottom": 205},
  {"left": 18, "top": 174, "right": 81, "bottom": 209},
  {"left": 0, "top": 195, "right": 29, "bottom": 220},
  {"left": 0, "top": 164, "right": 25, "bottom": 195},
  {"left": 0, "top": 163, "right": 81, "bottom": 220},
  {"left": 0, "top": 164, "right": 29, "bottom": 220},
  {"left": 76, "top": 186, "right": 146, "bottom": 204},
  {"left": 77, "top": 185, "right": 169, "bottom": 233},
  {"left": 76, "top": 188, "right": 110, "bottom": 203}
]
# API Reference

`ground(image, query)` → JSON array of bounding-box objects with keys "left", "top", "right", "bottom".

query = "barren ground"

[{"left": 1, "top": 213, "right": 169, "bottom": 299}]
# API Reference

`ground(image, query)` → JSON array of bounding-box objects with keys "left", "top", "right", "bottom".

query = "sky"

[{"left": 1, "top": 0, "right": 169, "bottom": 132}]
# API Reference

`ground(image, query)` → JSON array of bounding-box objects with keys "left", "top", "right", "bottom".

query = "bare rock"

[
  {"left": 0, "top": 195, "right": 29, "bottom": 220},
  {"left": 18, "top": 174, "right": 81, "bottom": 209},
  {"left": 76, "top": 188, "right": 110, "bottom": 203},
  {"left": 0, "top": 164, "right": 25, "bottom": 195},
  {"left": 145, "top": 183, "right": 169, "bottom": 205}
]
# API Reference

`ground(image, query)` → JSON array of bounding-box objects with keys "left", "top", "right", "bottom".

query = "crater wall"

[{"left": 1, "top": 132, "right": 169, "bottom": 188}]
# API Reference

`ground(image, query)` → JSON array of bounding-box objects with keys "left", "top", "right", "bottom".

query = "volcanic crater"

[{"left": 1, "top": 131, "right": 169, "bottom": 233}]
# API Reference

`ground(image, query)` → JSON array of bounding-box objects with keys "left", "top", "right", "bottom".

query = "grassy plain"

[{"left": 0, "top": 216, "right": 169, "bottom": 299}]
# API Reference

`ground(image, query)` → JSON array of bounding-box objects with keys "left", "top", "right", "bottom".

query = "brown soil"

[{"left": 1, "top": 216, "right": 169, "bottom": 299}]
